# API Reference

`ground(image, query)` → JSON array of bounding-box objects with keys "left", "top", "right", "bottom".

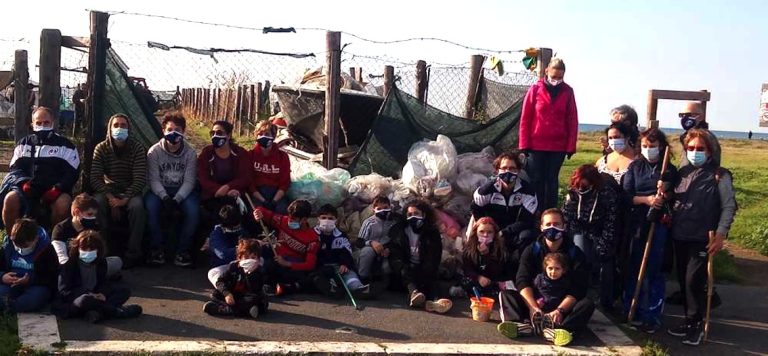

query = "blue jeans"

[
  {"left": 254, "top": 186, "right": 288, "bottom": 215},
  {"left": 574, "top": 233, "right": 615, "bottom": 309},
  {"left": 0, "top": 284, "right": 51, "bottom": 313},
  {"left": 526, "top": 151, "right": 566, "bottom": 210},
  {"left": 145, "top": 188, "right": 200, "bottom": 254},
  {"left": 622, "top": 224, "right": 668, "bottom": 326}
]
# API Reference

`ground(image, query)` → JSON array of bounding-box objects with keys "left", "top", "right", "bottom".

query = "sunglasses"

[
  {"left": 678, "top": 112, "right": 701, "bottom": 118},
  {"left": 209, "top": 130, "right": 227, "bottom": 137}
]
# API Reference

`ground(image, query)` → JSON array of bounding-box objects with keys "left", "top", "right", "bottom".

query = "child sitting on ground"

[
  {"left": 355, "top": 196, "right": 398, "bottom": 284},
  {"left": 253, "top": 199, "right": 319, "bottom": 295},
  {"left": 204, "top": 239, "right": 268, "bottom": 318},
  {"left": 533, "top": 252, "right": 573, "bottom": 346},
  {"left": 0, "top": 218, "right": 58, "bottom": 313},
  {"left": 312, "top": 204, "right": 369, "bottom": 298},
  {"left": 55, "top": 231, "right": 142, "bottom": 323},
  {"left": 207, "top": 203, "right": 252, "bottom": 287}
]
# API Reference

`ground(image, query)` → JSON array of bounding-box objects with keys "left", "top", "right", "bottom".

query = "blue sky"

[{"left": 3, "top": 0, "right": 767, "bottom": 132}]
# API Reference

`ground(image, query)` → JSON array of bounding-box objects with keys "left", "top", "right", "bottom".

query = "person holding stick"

[
  {"left": 667, "top": 128, "right": 737, "bottom": 346},
  {"left": 621, "top": 128, "right": 678, "bottom": 333}
]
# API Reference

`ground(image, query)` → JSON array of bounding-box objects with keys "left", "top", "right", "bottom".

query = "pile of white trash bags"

[{"left": 287, "top": 135, "right": 496, "bottom": 279}]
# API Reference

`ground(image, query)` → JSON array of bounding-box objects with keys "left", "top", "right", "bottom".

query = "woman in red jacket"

[
  {"left": 250, "top": 121, "right": 291, "bottom": 214},
  {"left": 519, "top": 58, "right": 578, "bottom": 211}
]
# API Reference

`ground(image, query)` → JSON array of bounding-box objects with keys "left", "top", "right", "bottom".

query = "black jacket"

[
  {"left": 315, "top": 228, "right": 356, "bottom": 270},
  {"left": 57, "top": 257, "right": 109, "bottom": 302},
  {"left": 516, "top": 238, "right": 589, "bottom": 300},
  {"left": 10, "top": 132, "right": 80, "bottom": 194},
  {"left": 388, "top": 221, "right": 442, "bottom": 280},
  {"left": 672, "top": 163, "right": 728, "bottom": 242},
  {"left": 215, "top": 261, "right": 266, "bottom": 297},
  {"left": 562, "top": 183, "right": 618, "bottom": 260},
  {"left": 471, "top": 178, "right": 538, "bottom": 231}
]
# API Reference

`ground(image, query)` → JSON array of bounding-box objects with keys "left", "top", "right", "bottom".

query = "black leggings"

[
  {"left": 211, "top": 290, "right": 268, "bottom": 315},
  {"left": 673, "top": 239, "right": 709, "bottom": 324},
  {"left": 498, "top": 290, "right": 595, "bottom": 333},
  {"left": 64, "top": 287, "right": 131, "bottom": 319}
]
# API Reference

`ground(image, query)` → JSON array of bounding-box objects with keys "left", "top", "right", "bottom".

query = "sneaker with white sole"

[
  {"left": 543, "top": 328, "right": 573, "bottom": 346},
  {"left": 425, "top": 299, "right": 452, "bottom": 314},
  {"left": 531, "top": 311, "right": 544, "bottom": 336},
  {"left": 248, "top": 305, "right": 260, "bottom": 319},
  {"left": 497, "top": 321, "right": 518, "bottom": 339},
  {"left": 409, "top": 290, "right": 426, "bottom": 308},
  {"left": 682, "top": 322, "right": 704, "bottom": 346},
  {"left": 667, "top": 323, "right": 689, "bottom": 337}
]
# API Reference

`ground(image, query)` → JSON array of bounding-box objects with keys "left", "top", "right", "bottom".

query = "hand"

[
  {"left": 371, "top": 240, "right": 384, "bottom": 255},
  {"left": 227, "top": 190, "right": 240, "bottom": 198},
  {"left": 650, "top": 195, "right": 664, "bottom": 209},
  {"left": 110, "top": 206, "right": 122, "bottom": 222},
  {"left": 107, "top": 195, "right": 120, "bottom": 208},
  {"left": 2, "top": 272, "right": 18, "bottom": 285},
  {"left": 41, "top": 186, "right": 62, "bottom": 203},
  {"left": 224, "top": 293, "right": 235, "bottom": 306},
  {"left": 253, "top": 209, "right": 264, "bottom": 221},
  {"left": 708, "top": 232, "right": 725, "bottom": 255},
  {"left": 338, "top": 265, "right": 349, "bottom": 274},
  {"left": 274, "top": 255, "right": 292, "bottom": 267},
  {"left": 547, "top": 309, "right": 564, "bottom": 325},
  {"left": 478, "top": 276, "right": 491, "bottom": 288},
  {"left": 114, "top": 197, "right": 129, "bottom": 208},
  {"left": 215, "top": 185, "right": 230, "bottom": 198},
  {"left": 92, "top": 293, "right": 106, "bottom": 301},
  {"left": 381, "top": 248, "right": 390, "bottom": 258},
  {"left": 11, "top": 274, "right": 29, "bottom": 287}
]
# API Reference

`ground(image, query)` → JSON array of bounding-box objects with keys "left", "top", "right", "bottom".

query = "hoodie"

[
  {"left": 249, "top": 144, "right": 291, "bottom": 193},
  {"left": 0, "top": 227, "right": 59, "bottom": 293},
  {"left": 147, "top": 138, "right": 198, "bottom": 202},
  {"left": 90, "top": 116, "right": 148, "bottom": 197},
  {"left": 562, "top": 182, "right": 619, "bottom": 260}
]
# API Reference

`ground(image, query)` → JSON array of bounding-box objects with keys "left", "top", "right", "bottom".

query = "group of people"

[{"left": 0, "top": 57, "right": 736, "bottom": 349}]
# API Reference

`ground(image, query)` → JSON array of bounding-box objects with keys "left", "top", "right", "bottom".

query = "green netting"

[
  {"left": 102, "top": 49, "right": 162, "bottom": 149},
  {"left": 348, "top": 84, "right": 523, "bottom": 178}
]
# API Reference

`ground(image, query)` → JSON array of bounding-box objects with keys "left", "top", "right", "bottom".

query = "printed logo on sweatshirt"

[
  {"left": 11, "top": 257, "right": 33, "bottom": 271},
  {"left": 159, "top": 161, "right": 187, "bottom": 187},
  {"left": 278, "top": 230, "right": 308, "bottom": 253},
  {"left": 253, "top": 163, "right": 281, "bottom": 174}
]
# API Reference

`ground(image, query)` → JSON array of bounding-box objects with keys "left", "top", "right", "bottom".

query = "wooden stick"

[
  {"left": 243, "top": 193, "right": 277, "bottom": 254},
  {"left": 627, "top": 146, "right": 670, "bottom": 323},
  {"left": 704, "top": 231, "right": 715, "bottom": 341}
]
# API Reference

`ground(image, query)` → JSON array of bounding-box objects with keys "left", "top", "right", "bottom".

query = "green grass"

[{"left": 641, "top": 340, "right": 669, "bottom": 356}]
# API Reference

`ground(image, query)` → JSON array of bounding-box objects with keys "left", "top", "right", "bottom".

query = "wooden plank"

[
  {"left": 354, "top": 67, "right": 363, "bottom": 83},
  {"left": 38, "top": 29, "right": 62, "bottom": 124},
  {"left": 415, "top": 60, "right": 428, "bottom": 103},
  {"left": 464, "top": 55, "right": 484, "bottom": 119},
  {"left": 14, "top": 50, "right": 29, "bottom": 143},
  {"left": 255, "top": 82, "right": 263, "bottom": 118},
  {"left": 248, "top": 84, "right": 256, "bottom": 130},
  {"left": 383, "top": 65, "right": 394, "bottom": 97},
  {"left": 324, "top": 31, "right": 341, "bottom": 169},
  {"left": 699, "top": 90, "right": 709, "bottom": 121},
  {"left": 83, "top": 11, "right": 109, "bottom": 193},
  {"left": 649, "top": 89, "right": 711, "bottom": 102},
  {"left": 61, "top": 36, "right": 90, "bottom": 48},
  {"left": 537, "top": 48, "right": 553, "bottom": 79},
  {"left": 646, "top": 90, "right": 658, "bottom": 126},
  {"left": 262, "top": 81, "right": 271, "bottom": 115}
]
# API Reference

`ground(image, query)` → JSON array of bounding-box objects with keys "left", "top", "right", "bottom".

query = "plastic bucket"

[{"left": 470, "top": 297, "right": 495, "bottom": 322}]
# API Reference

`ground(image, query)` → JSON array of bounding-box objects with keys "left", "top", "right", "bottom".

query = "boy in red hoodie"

[
  {"left": 253, "top": 199, "right": 318, "bottom": 295},
  {"left": 250, "top": 121, "right": 291, "bottom": 214}
]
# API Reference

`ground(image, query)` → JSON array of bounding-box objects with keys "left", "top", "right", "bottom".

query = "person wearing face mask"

[
  {"left": 207, "top": 204, "right": 252, "bottom": 287},
  {"left": 562, "top": 164, "right": 619, "bottom": 312},
  {"left": 311, "top": 205, "right": 370, "bottom": 298},
  {"left": 1, "top": 107, "right": 80, "bottom": 234},
  {"left": 677, "top": 102, "right": 721, "bottom": 168},
  {"left": 471, "top": 152, "right": 538, "bottom": 258},
  {"left": 198, "top": 121, "right": 252, "bottom": 226},
  {"left": 0, "top": 218, "right": 58, "bottom": 313},
  {"left": 497, "top": 209, "right": 594, "bottom": 344},
  {"left": 54, "top": 231, "right": 142, "bottom": 323},
  {"left": 460, "top": 217, "right": 516, "bottom": 297},
  {"left": 253, "top": 199, "right": 319, "bottom": 296},
  {"left": 519, "top": 58, "right": 578, "bottom": 211},
  {"left": 388, "top": 200, "right": 452, "bottom": 314},
  {"left": 355, "top": 196, "right": 401, "bottom": 285},
  {"left": 204, "top": 239, "right": 268, "bottom": 319},
  {"left": 620, "top": 128, "right": 679, "bottom": 333},
  {"left": 249, "top": 121, "right": 291, "bottom": 214},
  {"left": 90, "top": 114, "right": 147, "bottom": 267},
  {"left": 596, "top": 122, "right": 638, "bottom": 185},
  {"left": 666, "top": 129, "right": 736, "bottom": 346},
  {"left": 145, "top": 113, "right": 199, "bottom": 267},
  {"left": 51, "top": 194, "right": 123, "bottom": 277},
  {"left": 600, "top": 105, "right": 640, "bottom": 155}
]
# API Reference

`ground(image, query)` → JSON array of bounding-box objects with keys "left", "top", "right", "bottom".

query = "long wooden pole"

[
  {"left": 415, "top": 60, "right": 428, "bottom": 104},
  {"left": 383, "top": 65, "right": 394, "bottom": 97},
  {"left": 13, "top": 50, "right": 29, "bottom": 143},
  {"left": 627, "top": 146, "right": 671, "bottom": 322},
  {"left": 323, "top": 31, "right": 341, "bottom": 170},
  {"left": 83, "top": 11, "right": 109, "bottom": 193},
  {"left": 39, "top": 29, "right": 62, "bottom": 125},
  {"left": 704, "top": 231, "right": 715, "bottom": 341},
  {"left": 464, "top": 55, "right": 484, "bottom": 119}
]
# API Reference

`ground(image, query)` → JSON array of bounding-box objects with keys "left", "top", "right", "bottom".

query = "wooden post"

[
  {"left": 415, "top": 60, "right": 428, "bottom": 104},
  {"left": 39, "top": 29, "right": 62, "bottom": 124},
  {"left": 383, "top": 65, "right": 394, "bottom": 97},
  {"left": 84, "top": 11, "right": 109, "bottom": 192},
  {"left": 204, "top": 88, "right": 211, "bottom": 121},
  {"left": 248, "top": 84, "right": 256, "bottom": 127},
  {"left": 349, "top": 67, "right": 356, "bottom": 78},
  {"left": 646, "top": 90, "right": 659, "bottom": 129},
  {"left": 324, "top": 31, "right": 341, "bottom": 169},
  {"left": 354, "top": 67, "right": 363, "bottom": 83},
  {"left": 700, "top": 90, "right": 709, "bottom": 121},
  {"left": 255, "top": 82, "right": 263, "bottom": 118},
  {"left": 236, "top": 85, "right": 244, "bottom": 135},
  {"left": 464, "top": 55, "right": 485, "bottom": 119},
  {"left": 13, "top": 50, "right": 29, "bottom": 143},
  {"left": 262, "top": 81, "right": 271, "bottom": 115},
  {"left": 537, "top": 48, "right": 553, "bottom": 79}
]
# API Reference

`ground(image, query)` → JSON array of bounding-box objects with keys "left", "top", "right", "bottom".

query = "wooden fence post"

[
  {"left": 255, "top": 82, "right": 263, "bottom": 118},
  {"left": 236, "top": 85, "right": 244, "bottom": 135},
  {"left": 464, "top": 55, "right": 485, "bottom": 119},
  {"left": 416, "top": 60, "right": 428, "bottom": 104},
  {"left": 248, "top": 84, "right": 256, "bottom": 131},
  {"left": 84, "top": 11, "right": 109, "bottom": 192},
  {"left": 13, "top": 50, "right": 29, "bottom": 142},
  {"left": 324, "top": 31, "right": 341, "bottom": 169},
  {"left": 383, "top": 65, "right": 394, "bottom": 97},
  {"left": 39, "top": 29, "right": 62, "bottom": 124},
  {"left": 354, "top": 67, "right": 363, "bottom": 83},
  {"left": 537, "top": 48, "right": 553, "bottom": 79},
  {"left": 646, "top": 90, "right": 658, "bottom": 129},
  {"left": 262, "top": 81, "right": 271, "bottom": 115}
]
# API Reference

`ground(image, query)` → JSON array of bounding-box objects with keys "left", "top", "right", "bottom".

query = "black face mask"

[
  {"left": 680, "top": 116, "right": 697, "bottom": 131},
  {"left": 257, "top": 137, "right": 274, "bottom": 148},
  {"left": 211, "top": 135, "right": 227, "bottom": 148},
  {"left": 498, "top": 172, "right": 518, "bottom": 185},
  {"left": 80, "top": 216, "right": 98, "bottom": 230},
  {"left": 374, "top": 209, "right": 390, "bottom": 220},
  {"left": 542, "top": 227, "right": 564, "bottom": 241},
  {"left": 408, "top": 216, "right": 424, "bottom": 231}
]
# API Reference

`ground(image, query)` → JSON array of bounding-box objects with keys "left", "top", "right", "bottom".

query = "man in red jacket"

[
  {"left": 253, "top": 199, "right": 318, "bottom": 295},
  {"left": 519, "top": 58, "right": 578, "bottom": 210},
  {"left": 250, "top": 121, "right": 291, "bottom": 214}
]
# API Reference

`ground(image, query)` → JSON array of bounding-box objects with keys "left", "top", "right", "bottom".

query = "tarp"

[{"left": 348, "top": 82, "right": 524, "bottom": 178}]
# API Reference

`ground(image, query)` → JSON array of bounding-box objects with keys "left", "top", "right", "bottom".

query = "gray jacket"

[{"left": 147, "top": 139, "right": 197, "bottom": 202}]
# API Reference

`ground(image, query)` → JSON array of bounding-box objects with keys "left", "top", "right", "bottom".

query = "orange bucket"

[{"left": 469, "top": 297, "right": 495, "bottom": 322}]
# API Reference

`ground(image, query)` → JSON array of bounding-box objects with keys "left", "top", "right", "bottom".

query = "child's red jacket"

[{"left": 258, "top": 207, "right": 318, "bottom": 271}]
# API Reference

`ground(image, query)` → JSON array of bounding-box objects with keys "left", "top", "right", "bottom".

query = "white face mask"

[
  {"left": 32, "top": 124, "right": 53, "bottom": 132},
  {"left": 317, "top": 219, "right": 336, "bottom": 234},
  {"left": 609, "top": 138, "right": 626, "bottom": 153},
  {"left": 547, "top": 77, "right": 562, "bottom": 86},
  {"left": 239, "top": 259, "right": 259, "bottom": 274},
  {"left": 642, "top": 147, "right": 660, "bottom": 162}
]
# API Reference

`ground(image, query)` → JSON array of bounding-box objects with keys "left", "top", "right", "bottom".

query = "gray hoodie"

[{"left": 147, "top": 138, "right": 197, "bottom": 202}]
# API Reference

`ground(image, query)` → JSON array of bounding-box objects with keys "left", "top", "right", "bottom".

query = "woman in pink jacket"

[{"left": 519, "top": 58, "right": 578, "bottom": 210}]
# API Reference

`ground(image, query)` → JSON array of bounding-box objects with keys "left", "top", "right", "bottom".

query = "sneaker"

[
  {"left": 174, "top": 252, "right": 193, "bottom": 267},
  {"left": 425, "top": 298, "right": 453, "bottom": 314},
  {"left": 667, "top": 323, "right": 689, "bottom": 337},
  {"left": 116, "top": 305, "right": 143, "bottom": 319},
  {"left": 531, "top": 311, "right": 544, "bottom": 336},
  {"left": 409, "top": 290, "right": 426, "bottom": 308},
  {"left": 147, "top": 250, "right": 165, "bottom": 266},
  {"left": 84, "top": 310, "right": 103, "bottom": 324},
  {"left": 352, "top": 284, "right": 371, "bottom": 298},
  {"left": 543, "top": 328, "right": 573, "bottom": 346},
  {"left": 248, "top": 305, "right": 260, "bottom": 319},
  {"left": 682, "top": 323, "right": 704, "bottom": 346},
  {"left": 542, "top": 313, "right": 556, "bottom": 329},
  {"left": 632, "top": 322, "right": 659, "bottom": 334},
  {"left": 497, "top": 321, "right": 519, "bottom": 339},
  {"left": 203, "top": 301, "right": 233, "bottom": 316}
]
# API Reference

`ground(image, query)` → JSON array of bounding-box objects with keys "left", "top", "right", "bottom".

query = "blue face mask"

[
  {"left": 287, "top": 220, "right": 301, "bottom": 230},
  {"left": 164, "top": 131, "right": 183, "bottom": 144},
  {"left": 111, "top": 127, "right": 129, "bottom": 141},
  {"left": 79, "top": 249, "right": 98, "bottom": 264},
  {"left": 542, "top": 226, "right": 565, "bottom": 241},
  {"left": 211, "top": 135, "right": 228, "bottom": 148},
  {"left": 608, "top": 138, "right": 626, "bottom": 153},
  {"left": 687, "top": 150, "right": 708, "bottom": 166}
]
